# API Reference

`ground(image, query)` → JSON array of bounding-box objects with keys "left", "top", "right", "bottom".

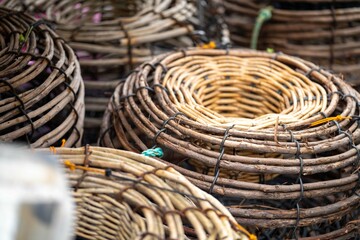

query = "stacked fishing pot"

[
  {"left": 6, "top": 0, "right": 212, "bottom": 143},
  {"left": 0, "top": 7, "right": 84, "bottom": 147},
  {"left": 39, "top": 146, "right": 253, "bottom": 240},
  {"left": 221, "top": 0, "right": 360, "bottom": 87},
  {"left": 100, "top": 49, "right": 360, "bottom": 239}
]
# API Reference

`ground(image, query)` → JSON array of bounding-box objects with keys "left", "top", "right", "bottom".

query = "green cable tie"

[
  {"left": 142, "top": 147, "right": 164, "bottom": 158},
  {"left": 251, "top": 6, "right": 273, "bottom": 50}
]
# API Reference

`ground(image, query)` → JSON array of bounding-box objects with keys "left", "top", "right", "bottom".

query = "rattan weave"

[
  {"left": 222, "top": 0, "right": 360, "bottom": 86},
  {"left": 0, "top": 7, "right": 84, "bottom": 147},
  {"left": 39, "top": 146, "right": 252, "bottom": 240},
  {"left": 100, "top": 49, "right": 360, "bottom": 238},
  {"left": 3, "top": 0, "right": 208, "bottom": 143}
]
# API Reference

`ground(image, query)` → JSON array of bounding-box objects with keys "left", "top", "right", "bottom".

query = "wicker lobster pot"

[
  {"left": 0, "top": 7, "right": 84, "bottom": 147},
  {"left": 100, "top": 49, "right": 360, "bottom": 238},
  {"left": 221, "top": 0, "right": 360, "bottom": 86},
  {"left": 7, "top": 0, "right": 210, "bottom": 143},
  {"left": 39, "top": 146, "right": 253, "bottom": 240}
]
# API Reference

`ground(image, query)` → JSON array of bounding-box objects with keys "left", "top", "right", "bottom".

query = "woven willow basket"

[
  {"left": 4, "top": 0, "right": 210, "bottom": 143},
  {"left": 0, "top": 7, "right": 84, "bottom": 147},
  {"left": 38, "top": 146, "right": 253, "bottom": 240},
  {"left": 100, "top": 49, "right": 360, "bottom": 238},
  {"left": 222, "top": 0, "right": 360, "bottom": 86}
]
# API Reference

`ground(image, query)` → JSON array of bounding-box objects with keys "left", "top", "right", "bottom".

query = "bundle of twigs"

[
  {"left": 0, "top": 7, "right": 84, "bottom": 147},
  {"left": 227, "top": 194, "right": 360, "bottom": 239},
  {"left": 300, "top": 218, "right": 359, "bottom": 240},
  {"left": 39, "top": 146, "right": 253, "bottom": 240},
  {"left": 100, "top": 48, "right": 360, "bottom": 238},
  {"left": 222, "top": 0, "right": 360, "bottom": 86}
]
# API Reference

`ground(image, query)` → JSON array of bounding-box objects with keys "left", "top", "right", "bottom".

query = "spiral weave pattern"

[
  {"left": 40, "top": 146, "right": 252, "bottom": 240},
  {"left": 0, "top": 7, "right": 84, "bottom": 147},
  {"left": 100, "top": 49, "right": 360, "bottom": 238}
]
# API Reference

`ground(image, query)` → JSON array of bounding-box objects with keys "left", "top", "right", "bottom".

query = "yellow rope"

[
  {"left": 200, "top": 41, "right": 216, "bottom": 49},
  {"left": 63, "top": 160, "right": 104, "bottom": 174},
  {"left": 49, "top": 139, "right": 66, "bottom": 153},
  {"left": 49, "top": 146, "right": 56, "bottom": 154},
  {"left": 310, "top": 115, "right": 352, "bottom": 127},
  {"left": 60, "top": 139, "right": 66, "bottom": 147},
  {"left": 233, "top": 222, "right": 257, "bottom": 240}
]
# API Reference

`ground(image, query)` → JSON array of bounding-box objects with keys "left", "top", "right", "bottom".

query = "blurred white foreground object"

[{"left": 0, "top": 144, "right": 74, "bottom": 240}]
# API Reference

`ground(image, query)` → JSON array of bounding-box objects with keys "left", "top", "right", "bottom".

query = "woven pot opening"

[
  {"left": 165, "top": 56, "right": 327, "bottom": 129},
  {"left": 197, "top": 74, "right": 288, "bottom": 118}
]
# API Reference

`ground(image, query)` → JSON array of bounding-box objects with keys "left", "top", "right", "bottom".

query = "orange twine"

[{"left": 63, "top": 160, "right": 104, "bottom": 174}]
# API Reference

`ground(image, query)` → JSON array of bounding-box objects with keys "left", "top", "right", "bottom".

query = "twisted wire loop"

[
  {"left": 210, "top": 124, "right": 235, "bottom": 194},
  {"left": 0, "top": 78, "right": 35, "bottom": 145},
  {"left": 0, "top": 7, "right": 84, "bottom": 147},
  {"left": 39, "top": 146, "right": 252, "bottom": 240},
  {"left": 73, "top": 144, "right": 91, "bottom": 192},
  {"left": 291, "top": 137, "right": 304, "bottom": 240},
  {"left": 222, "top": 0, "right": 360, "bottom": 86},
  {"left": 101, "top": 48, "right": 360, "bottom": 238}
]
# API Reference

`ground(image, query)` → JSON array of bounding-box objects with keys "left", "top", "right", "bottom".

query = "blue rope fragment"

[{"left": 141, "top": 147, "right": 164, "bottom": 158}]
